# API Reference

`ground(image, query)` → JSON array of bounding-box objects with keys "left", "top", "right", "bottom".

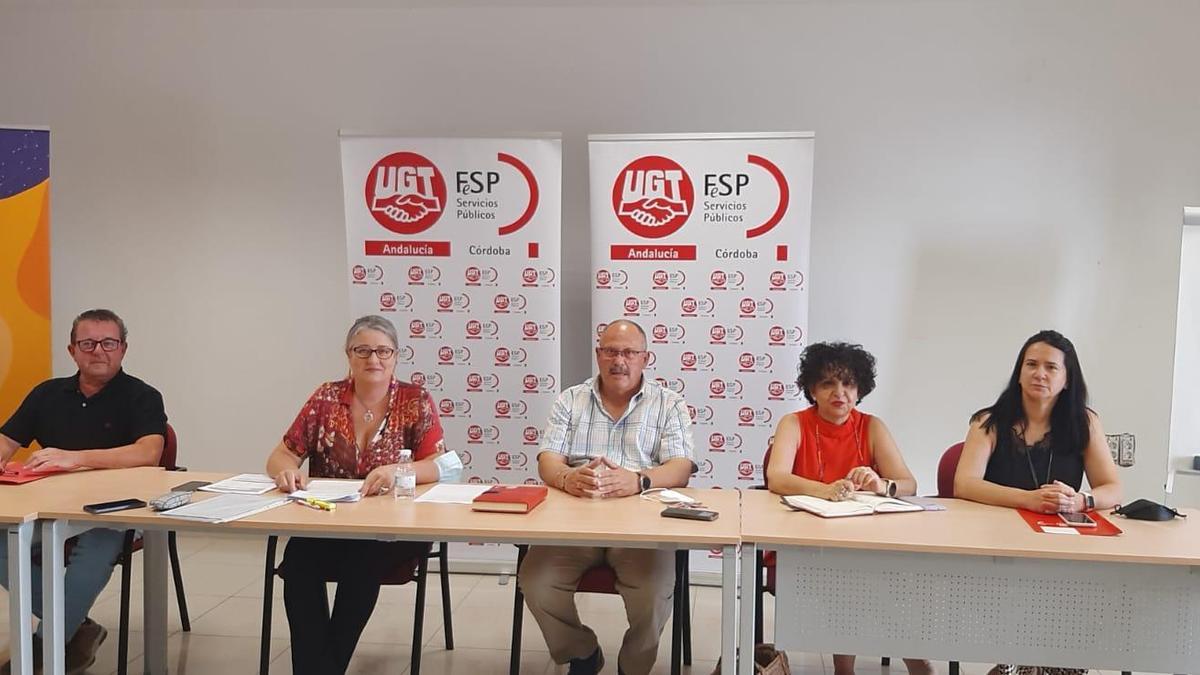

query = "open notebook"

[{"left": 781, "top": 492, "right": 924, "bottom": 518}]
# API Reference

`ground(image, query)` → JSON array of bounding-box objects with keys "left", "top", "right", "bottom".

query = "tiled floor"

[{"left": 0, "top": 533, "right": 1170, "bottom": 674}]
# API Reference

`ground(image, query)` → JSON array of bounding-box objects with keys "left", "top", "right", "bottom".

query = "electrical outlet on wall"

[
  {"left": 1119, "top": 434, "right": 1135, "bottom": 466},
  {"left": 1105, "top": 433, "right": 1135, "bottom": 467}
]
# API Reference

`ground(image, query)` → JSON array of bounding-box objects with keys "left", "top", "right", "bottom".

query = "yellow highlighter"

[{"left": 300, "top": 497, "right": 336, "bottom": 512}]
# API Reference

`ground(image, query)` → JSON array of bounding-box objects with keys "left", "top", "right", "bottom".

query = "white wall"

[
  {"left": 1169, "top": 217, "right": 1200, "bottom": 505},
  {"left": 2, "top": 1, "right": 1198, "bottom": 500}
]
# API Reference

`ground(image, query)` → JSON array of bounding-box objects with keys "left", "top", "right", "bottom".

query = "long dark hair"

[{"left": 972, "top": 330, "right": 1090, "bottom": 456}]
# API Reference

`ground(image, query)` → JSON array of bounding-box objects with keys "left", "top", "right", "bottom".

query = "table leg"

[
  {"left": 142, "top": 530, "right": 169, "bottom": 675},
  {"left": 7, "top": 523, "right": 33, "bottom": 675},
  {"left": 739, "top": 543, "right": 757, "bottom": 675},
  {"left": 41, "top": 520, "right": 67, "bottom": 675},
  {"left": 721, "top": 544, "right": 738, "bottom": 675}
]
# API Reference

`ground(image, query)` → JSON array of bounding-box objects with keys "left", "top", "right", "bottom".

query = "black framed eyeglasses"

[
  {"left": 74, "top": 338, "right": 123, "bottom": 353},
  {"left": 350, "top": 346, "right": 396, "bottom": 360},
  {"left": 596, "top": 347, "right": 646, "bottom": 360}
]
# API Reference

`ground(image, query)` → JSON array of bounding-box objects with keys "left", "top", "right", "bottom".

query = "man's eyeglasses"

[
  {"left": 350, "top": 346, "right": 396, "bottom": 360},
  {"left": 75, "top": 339, "right": 123, "bottom": 353},
  {"left": 596, "top": 347, "right": 646, "bottom": 360}
]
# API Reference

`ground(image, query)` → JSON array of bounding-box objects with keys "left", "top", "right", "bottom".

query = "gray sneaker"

[{"left": 64, "top": 619, "right": 107, "bottom": 675}]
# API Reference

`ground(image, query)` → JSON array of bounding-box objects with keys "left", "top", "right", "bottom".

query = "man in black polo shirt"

[{"left": 0, "top": 309, "right": 166, "bottom": 675}]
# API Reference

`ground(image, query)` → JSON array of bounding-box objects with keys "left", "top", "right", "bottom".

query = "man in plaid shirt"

[{"left": 519, "top": 319, "right": 695, "bottom": 675}]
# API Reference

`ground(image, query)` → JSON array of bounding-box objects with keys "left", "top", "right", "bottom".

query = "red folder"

[
  {"left": 0, "top": 462, "right": 69, "bottom": 485},
  {"left": 1017, "top": 508, "right": 1123, "bottom": 536},
  {"left": 472, "top": 485, "right": 548, "bottom": 514}
]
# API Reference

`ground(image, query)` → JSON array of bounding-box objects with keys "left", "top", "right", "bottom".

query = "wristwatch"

[
  {"left": 637, "top": 472, "right": 652, "bottom": 493},
  {"left": 1081, "top": 491, "right": 1095, "bottom": 511},
  {"left": 880, "top": 479, "right": 898, "bottom": 498}
]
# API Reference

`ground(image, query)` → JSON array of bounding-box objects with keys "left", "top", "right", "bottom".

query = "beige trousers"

[{"left": 518, "top": 546, "right": 676, "bottom": 675}]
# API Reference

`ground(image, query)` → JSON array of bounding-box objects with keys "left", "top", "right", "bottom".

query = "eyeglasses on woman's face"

[{"left": 349, "top": 345, "right": 396, "bottom": 360}]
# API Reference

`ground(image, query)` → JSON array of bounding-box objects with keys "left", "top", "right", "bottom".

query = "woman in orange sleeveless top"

[{"left": 766, "top": 342, "right": 930, "bottom": 675}]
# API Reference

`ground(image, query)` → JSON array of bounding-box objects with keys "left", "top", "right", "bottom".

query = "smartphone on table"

[
  {"left": 83, "top": 498, "right": 148, "bottom": 514},
  {"left": 1059, "top": 512, "right": 1097, "bottom": 528},
  {"left": 661, "top": 506, "right": 719, "bottom": 521},
  {"left": 171, "top": 480, "right": 211, "bottom": 492}
]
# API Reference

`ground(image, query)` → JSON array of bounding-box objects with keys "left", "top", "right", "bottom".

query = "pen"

[{"left": 299, "top": 497, "right": 336, "bottom": 512}]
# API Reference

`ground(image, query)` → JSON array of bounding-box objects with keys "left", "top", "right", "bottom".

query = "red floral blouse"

[{"left": 283, "top": 378, "right": 445, "bottom": 479}]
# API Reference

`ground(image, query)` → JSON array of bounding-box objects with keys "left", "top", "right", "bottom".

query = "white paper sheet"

[
  {"left": 289, "top": 479, "right": 364, "bottom": 503},
  {"left": 198, "top": 473, "right": 277, "bottom": 495},
  {"left": 413, "top": 483, "right": 492, "bottom": 504},
  {"left": 159, "top": 493, "right": 289, "bottom": 523}
]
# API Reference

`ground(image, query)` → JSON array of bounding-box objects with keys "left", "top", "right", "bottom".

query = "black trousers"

[{"left": 279, "top": 537, "right": 430, "bottom": 675}]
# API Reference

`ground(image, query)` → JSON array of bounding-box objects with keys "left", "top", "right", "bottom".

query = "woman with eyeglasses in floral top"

[{"left": 265, "top": 315, "right": 446, "bottom": 675}]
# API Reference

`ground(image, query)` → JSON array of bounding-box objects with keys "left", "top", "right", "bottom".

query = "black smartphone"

[
  {"left": 171, "top": 480, "right": 211, "bottom": 492},
  {"left": 83, "top": 498, "right": 148, "bottom": 514},
  {"left": 661, "top": 506, "right": 719, "bottom": 521}
]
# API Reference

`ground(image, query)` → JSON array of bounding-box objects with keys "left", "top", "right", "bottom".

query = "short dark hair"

[
  {"left": 70, "top": 309, "right": 127, "bottom": 343},
  {"left": 795, "top": 341, "right": 877, "bottom": 404},
  {"left": 972, "top": 330, "right": 1091, "bottom": 456}
]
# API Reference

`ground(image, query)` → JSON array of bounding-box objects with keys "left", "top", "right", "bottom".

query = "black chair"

[
  {"left": 258, "top": 536, "right": 454, "bottom": 675},
  {"left": 509, "top": 545, "right": 692, "bottom": 675}
]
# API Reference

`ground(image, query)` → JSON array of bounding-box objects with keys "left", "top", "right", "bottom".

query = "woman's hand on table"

[
  {"left": 825, "top": 479, "right": 855, "bottom": 502},
  {"left": 1030, "top": 482, "right": 1078, "bottom": 513},
  {"left": 274, "top": 469, "right": 307, "bottom": 493},
  {"left": 360, "top": 464, "right": 396, "bottom": 497},
  {"left": 846, "top": 466, "right": 885, "bottom": 494}
]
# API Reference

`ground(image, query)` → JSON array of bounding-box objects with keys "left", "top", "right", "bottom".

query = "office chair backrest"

[
  {"left": 937, "top": 442, "right": 965, "bottom": 498},
  {"left": 161, "top": 423, "right": 179, "bottom": 471}
]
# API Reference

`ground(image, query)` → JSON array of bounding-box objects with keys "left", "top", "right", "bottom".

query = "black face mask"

[{"left": 1111, "top": 499, "right": 1187, "bottom": 521}]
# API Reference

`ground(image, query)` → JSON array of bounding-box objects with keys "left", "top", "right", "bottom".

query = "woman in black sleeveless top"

[
  {"left": 956, "top": 330, "right": 1121, "bottom": 512},
  {"left": 954, "top": 330, "right": 1122, "bottom": 675}
]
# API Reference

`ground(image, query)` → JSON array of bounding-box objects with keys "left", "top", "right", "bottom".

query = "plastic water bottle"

[{"left": 394, "top": 449, "right": 416, "bottom": 500}]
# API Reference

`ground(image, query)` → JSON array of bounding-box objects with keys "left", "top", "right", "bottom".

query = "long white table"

[
  {"left": 34, "top": 469, "right": 743, "bottom": 675},
  {"left": 739, "top": 490, "right": 1200, "bottom": 675}
]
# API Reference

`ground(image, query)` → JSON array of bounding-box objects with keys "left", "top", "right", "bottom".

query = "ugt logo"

[
  {"left": 612, "top": 156, "right": 694, "bottom": 238},
  {"left": 365, "top": 152, "right": 446, "bottom": 234}
]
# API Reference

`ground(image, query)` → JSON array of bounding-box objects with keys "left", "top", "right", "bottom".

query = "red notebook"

[
  {"left": 0, "top": 462, "right": 69, "bottom": 485},
  {"left": 1017, "top": 509, "right": 1123, "bottom": 536},
  {"left": 472, "top": 485, "right": 548, "bottom": 514}
]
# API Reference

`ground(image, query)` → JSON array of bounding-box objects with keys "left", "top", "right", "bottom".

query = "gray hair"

[{"left": 344, "top": 315, "right": 399, "bottom": 351}]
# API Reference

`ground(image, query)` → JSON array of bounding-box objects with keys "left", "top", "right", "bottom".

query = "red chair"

[
  {"left": 258, "top": 537, "right": 454, "bottom": 675},
  {"left": 937, "top": 442, "right": 965, "bottom": 497},
  {"left": 509, "top": 545, "right": 692, "bottom": 675},
  {"left": 113, "top": 423, "right": 191, "bottom": 675}
]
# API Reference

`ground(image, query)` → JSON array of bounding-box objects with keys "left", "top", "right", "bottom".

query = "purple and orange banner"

[{"left": 0, "top": 128, "right": 51, "bottom": 457}]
